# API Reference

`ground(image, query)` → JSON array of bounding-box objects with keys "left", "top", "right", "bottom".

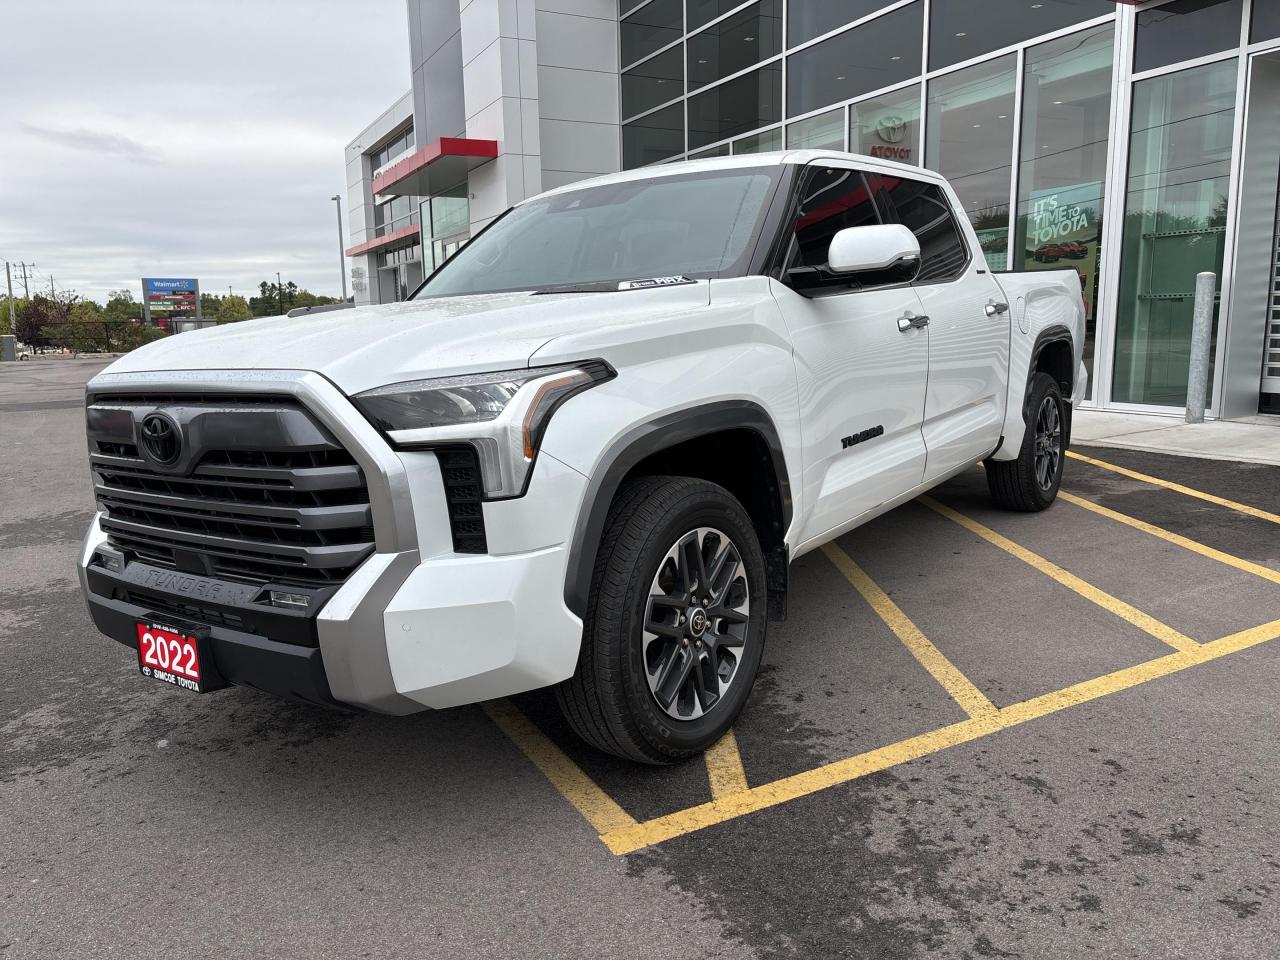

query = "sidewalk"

[{"left": 1073, "top": 408, "right": 1280, "bottom": 466}]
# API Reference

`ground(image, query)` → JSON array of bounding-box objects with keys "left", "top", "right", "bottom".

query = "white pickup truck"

[{"left": 79, "top": 151, "right": 1086, "bottom": 763}]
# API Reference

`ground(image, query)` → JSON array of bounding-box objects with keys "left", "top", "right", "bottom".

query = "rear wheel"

[
  {"left": 985, "top": 372, "right": 1065, "bottom": 512},
  {"left": 555, "top": 476, "right": 767, "bottom": 764}
]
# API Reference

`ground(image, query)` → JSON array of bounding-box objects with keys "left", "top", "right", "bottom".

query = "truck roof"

[{"left": 529, "top": 150, "right": 947, "bottom": 204}]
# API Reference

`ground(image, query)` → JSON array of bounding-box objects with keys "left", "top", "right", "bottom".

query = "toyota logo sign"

[{"left": 139, "top": 412, "right": 182, "bottom": 465}]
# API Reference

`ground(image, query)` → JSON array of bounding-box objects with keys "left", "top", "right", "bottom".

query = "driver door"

[{"left": 769, "top": 164, "right": 930, "bottom": 548}]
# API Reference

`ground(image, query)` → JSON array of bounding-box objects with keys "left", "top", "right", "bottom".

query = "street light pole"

[
  {"left": 331, "top": 194, "right": 349, "bottom": 303},
  {"left": 276, "top": 271, "right": 284, "bottom": 315}
]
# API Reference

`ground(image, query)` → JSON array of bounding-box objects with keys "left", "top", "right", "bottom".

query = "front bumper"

[{"left": 79, "top": 368, "right": 587, "bottom": 714}]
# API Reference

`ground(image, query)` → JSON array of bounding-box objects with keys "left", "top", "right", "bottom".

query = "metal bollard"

[{"left": 1185, "top": 271, "right": 1216, "bottom": 424}]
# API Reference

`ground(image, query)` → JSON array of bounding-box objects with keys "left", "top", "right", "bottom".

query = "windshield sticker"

[{"left": 617, "top": 276, "right": 696, "bottom": 291}]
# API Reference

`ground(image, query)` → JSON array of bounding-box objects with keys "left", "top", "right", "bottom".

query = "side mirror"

[{"left": 827, "top": 224, "right": 921, "bottom": 281}]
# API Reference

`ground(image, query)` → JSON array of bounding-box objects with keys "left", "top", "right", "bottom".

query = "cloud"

[
  {"left": 19, "top": 123, "right": 159, "bottom": 164},
  {"left": 0, "top": 0, "right": 411, "bottom": 303}
]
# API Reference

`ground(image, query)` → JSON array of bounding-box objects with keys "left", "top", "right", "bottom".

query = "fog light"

[
  {"left": 269, "top": 591, "right": 311, "bottom": 610},
  {"left": 95, "top": 550, "right": 123, "bottom": 573}
]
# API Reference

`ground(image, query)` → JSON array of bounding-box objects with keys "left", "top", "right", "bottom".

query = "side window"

[
  {"left": 866, "top": 174, "right": 970, "bottom": 283},
  {"left": 786, "top": 166, "right": 884, "bottom": 290}
]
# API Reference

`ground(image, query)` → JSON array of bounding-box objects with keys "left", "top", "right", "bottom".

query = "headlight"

[{"left": 352, "top": 360, "right": 614, "bottom": 498}]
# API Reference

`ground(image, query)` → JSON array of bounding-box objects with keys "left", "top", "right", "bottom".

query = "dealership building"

[{"left": 344, "top": 0, "right": 1280, "bottom": 418}]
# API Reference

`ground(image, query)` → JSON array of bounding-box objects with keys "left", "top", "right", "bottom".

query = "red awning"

[
  {"left": 371, "top": 137, "right": 498, "bottom": 197},
  {"left": 344, "top": 224, "right": 421, "bottom": 258}
]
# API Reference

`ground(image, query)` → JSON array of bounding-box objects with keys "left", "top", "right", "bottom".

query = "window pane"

[
  {"left": 926, "top": 55, "right": 1017, "bottom": 267},
  {"left": 851, "top": 85, "right": 921, "bottom": 165},
  {"left": 1114, "top": 58, "right": 1237, "bottom": 407},
  {"left": 1134, "top": 0, "right": 1244, "bottom": 74},
  {"left": 688, "top": 63, "right": 782, "bottom": 150},
  {"left": 929, "top": 0, "right": 1115, "bottom": 71},
  {"left": 623, "top": 45, "right": 683, "bottom": 119},
  {"left": 621, "top": 0, "right": 683, "bottom": 67},
  {"left": 689, "top": 143, "right": 732, "bottom": 158},
  {"left": 687, "top": 0, "right": 782, "bottom": 92},
  {"left": 866, "top": 174, "right": 970, "bottom": 283},
  {"left": 688, "top": 0, "right": 749, "bottom": 32},
  {"left": 623, "top": 102, "right": 685, "bottom": 168},
  {"left": 789, "top": 167, "right": 879, "bottom": 272},
  {"left": 786, "top": 108, "right": 844, "bottom": 150},
  {"left": 1014, "top": 24, "right": 1114, "bottom": 399},
  {"left": 787, "top": 2, "right": 922, "bottom": 118},
  {"left": 787, "top": 0, "right": 891, "bottom": 46},
  {"left": 1254, "top": 0, "right": 1280, "bottom": 42},
  {"left": 732, "top": 127, "right": 782, "bottom": 154}
]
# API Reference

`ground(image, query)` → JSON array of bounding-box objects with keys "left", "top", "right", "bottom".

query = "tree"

[
  {"left": 217, "top": 295, "right": 253, "bottom": 323},
  {"left": 63, "top": 300, "right": 106, "bottom": 354},
  {"left": 103, "top": 289, "right": 140, "bottom": 323},
  {"left": 200, "top": 292, "right": 222, "bottom": 316},
  {"left": 0, "top": 297, "right": 24, "bottom": 337},
  {"left": 15, "top": 296, "right": 59, "bottom": 351}
]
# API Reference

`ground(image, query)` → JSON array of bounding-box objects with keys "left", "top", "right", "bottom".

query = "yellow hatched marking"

[
  {"left": 919, "top": 496, "right": 1200, "bottom": 654},
  {"left": 1067, "top": 450, "right": 1280, "bottom": 526},
  {"left": 822, "top": 542, "right": 998, "bottom": 719},
  {"left": 598, "top": 619, "right": 1280, "bottom": 854},
  {"left": 483, "top": 699, "right": 638, "bottom": 835},
  {"left": 1059, "top": 491, "right": 1280, "bottom": 587},
  {"left": 704, "top": 729, "right": 750, "bottom": 798}
]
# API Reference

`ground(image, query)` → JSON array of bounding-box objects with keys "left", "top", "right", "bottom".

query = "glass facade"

[
  {"left": 1114, "top": 58, "right": 1237, "bottom": 407},
  {"left": 614, "top": 0, "right": 1280, "bottom": 414}
]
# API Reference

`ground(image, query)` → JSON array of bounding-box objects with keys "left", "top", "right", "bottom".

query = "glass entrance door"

[
  {"left": 1112, "top": 57, "right": 1238, "bottom": 408},
  {"left": 1264, "top": 160, "right": 1280, "bottom": 407}
]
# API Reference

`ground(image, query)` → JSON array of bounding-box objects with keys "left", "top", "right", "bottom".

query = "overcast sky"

[{"left": 0, "top": 0, "right": 410, "bottom": 304}]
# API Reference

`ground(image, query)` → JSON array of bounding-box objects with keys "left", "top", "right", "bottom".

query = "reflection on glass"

[
  {"left": 926, "top": 55, "right": 1017, "bottom": 268},
  {"left": 929, "top": 0, "right": 1115, "bottom": 71},
  {"left": 1254, "top": 0, "right": 1280, "bottom": 42},
  {"left": 787, "top": 0, "right": 893, "bottom": 46},
  {"left": 689, "top": 143, "right": 732, "bottom": 159},
  {"left": 786, "top": 109, "right": 844, "bottom": 150},
  {"left": 623, "top": 102, "right": 685, "bottom": 168},
  {"left": 1114, "top": 59, "right": 1237, "bottom": 407},
  {"left": 786, "top": 2, "right": 922, "bottom": 117},
  {"left": 427, "top": 184, "right": 470, "bottom": 270},
  {"left": 688, "top": 63, "right": 782, "bottom": 150},
  {"left": 1134, "top": 0, "right": 1243, "bottom": 74},
  {"left": 851, "top": 85, "right": 921, "bottom": 164},
  {"left": 1014, "top": 25, "right": 1114, "bottom": 400},
  {"left": 623, "top": 45, "right": 683, "bottom": 119},
  {"left": 687, "top": 0, "right": 781, "bottom": 92},
  {"left": 732, "top": 127, "right": 783, "bottom": 154},
  {"left": 620, "top": 0, "right": 683, "bottom": 67}
]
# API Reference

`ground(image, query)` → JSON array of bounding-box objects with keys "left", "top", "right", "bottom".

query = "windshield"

[{"left": 414, "top": 166, "right": 780, "bottom": 298}]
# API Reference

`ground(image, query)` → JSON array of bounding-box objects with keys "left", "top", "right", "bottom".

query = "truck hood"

[{"left": 99, "top": 284, "right": 709, "bottom": 395}]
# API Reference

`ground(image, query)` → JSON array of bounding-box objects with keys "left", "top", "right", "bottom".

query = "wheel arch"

[
  {"left": 1029, "top": 325, "right": 1074, "bottom": 447},
  {"left": 563, "top": 401, "right": 793, "bottom": 622}
]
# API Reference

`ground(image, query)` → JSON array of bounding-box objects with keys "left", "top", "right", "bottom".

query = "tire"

[
  {"left": 985, "top": 372, "right": 1066, "bottom": 512},
  {"left": 555, "top": 476, "right": 768, "bottom": 764}
]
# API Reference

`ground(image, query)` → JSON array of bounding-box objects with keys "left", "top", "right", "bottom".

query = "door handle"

[
  {"left": 985, "top": 301, "right": 1010, "bottom": 317},
  {"left": 897, "top": 313, "right": 930, "bottom": 332}
]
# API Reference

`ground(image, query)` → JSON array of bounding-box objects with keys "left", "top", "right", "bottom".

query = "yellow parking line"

[
  {"left": 1067, "top": 450, "right": 1280, "bottom": 526},
  {"left": 1059, "top": 491, "right": 1280, "bottom": 587},
  {"left": 919, "top": 496, "right": 1200, "bottom": 654},
  {"left": 599, "top": 618, "right": 1280, "bottom": 855},
  {"left": 705, "top": 729, "right": 750, "bottom": 798},
  {"left": 483, "top": 699, "right": 639, "bottom": 835},
  {"left": 822, "top": 542, "right": 999, "bottom": 719}
]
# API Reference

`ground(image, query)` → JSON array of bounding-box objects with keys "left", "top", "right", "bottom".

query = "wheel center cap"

[{"left": 688, "top": 607, "right": 708, "bottom": 637}]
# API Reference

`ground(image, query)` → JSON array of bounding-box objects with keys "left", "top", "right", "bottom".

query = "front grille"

[
  {"left": 88, "top": 394, "right": 376, "bottom": 588},
  {"left": 436, "top": 446, "right": 488, "bottom": 554}
]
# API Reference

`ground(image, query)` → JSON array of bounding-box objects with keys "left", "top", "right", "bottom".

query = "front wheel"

[
  {"left": 985, "top": 372, "right": 1066, "bottom": 512},
  {"left": 555, "top": 476, "right": 768, "bottom": 764}
]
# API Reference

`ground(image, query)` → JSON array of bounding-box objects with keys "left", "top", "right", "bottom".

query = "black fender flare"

[
  {"left": 562, "top": 400, "right": 793, "bottom": 619},
  {"left": 1027, "top": 324, "right": 1075, "bottom": 447}
]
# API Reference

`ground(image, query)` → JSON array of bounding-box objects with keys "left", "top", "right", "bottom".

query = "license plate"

[{"left": 136, "top": 619, "right": 211, "bottom": 693}]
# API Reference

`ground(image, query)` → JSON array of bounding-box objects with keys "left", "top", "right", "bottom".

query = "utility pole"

[
  {"left": 331, "top": 195, "right": 349, "bottom": 303},
  {"left": 276, "top": 271, "right": 284, "bottom": 315},
  {"left": 5, "top": 262, "right": 16, "bottom": 329},
  {"left": 17, "top": 262, "right": 32, "bottom": 298},
  {"left": 227, "top": 284, "right": 233, "bottom": 297}
]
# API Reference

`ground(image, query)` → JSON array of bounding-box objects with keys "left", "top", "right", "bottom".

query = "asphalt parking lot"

[{"left": 3, "top": 357, "right": 1279, "bottom": 959}]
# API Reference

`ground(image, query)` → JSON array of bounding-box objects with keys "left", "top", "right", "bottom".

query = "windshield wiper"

[{"left": 532, "top": 276, "right": 698, "bottom": 295}]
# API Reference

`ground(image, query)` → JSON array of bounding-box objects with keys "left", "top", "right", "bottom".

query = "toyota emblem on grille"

[{"left": 139, "top": 412, "right": 182, "bottom": 465}]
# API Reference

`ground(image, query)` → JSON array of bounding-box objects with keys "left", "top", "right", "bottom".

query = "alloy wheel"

[
  {"left": 642, "top": 526, "right": 751, "bottom": 721},
  {"left": 1034, "top": 394, "right": 1063, "bottom": 491}
]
